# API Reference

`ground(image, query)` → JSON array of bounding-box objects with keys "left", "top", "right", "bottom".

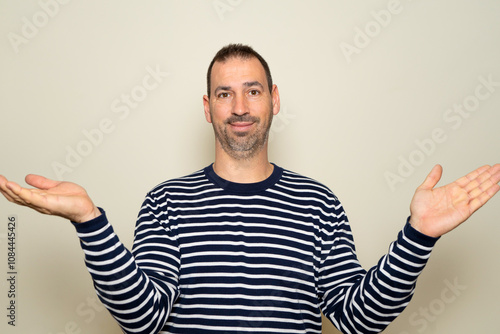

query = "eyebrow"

[
  {"left": 243, "top": 81, "right": 264, "bottom": 89},
  {"left": 214, "top": 86, "right": 231, "bottom": 95},
  {"left": 214, "top": 81, "right": 265, "bottom": 95}
]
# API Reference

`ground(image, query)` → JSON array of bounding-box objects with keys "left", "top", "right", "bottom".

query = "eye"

[
  {"left": 248, "top": 89, "right": 260, "bottom": 96},
  {"left": 217, "top": 92, "right": 230, "bottom": 98}
]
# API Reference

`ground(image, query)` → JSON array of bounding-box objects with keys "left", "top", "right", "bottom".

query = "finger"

[
  {"left": 466, "top": 165, "right": 500, "bottom": 211},
  {"left": 2, "top": 180, "right": 26, "bottom": 203},
  {"left": 4, "top": 181, "right": 32, "bottom": 205},
  {"left": 0, "top": 179, "right": 18, "bottom": 203},
  {"left": 0, "top": 175, "right": 9, "bottom": 193},
  {"left": 468, "top": 183, "right": 500, "bottom": 214},
  {"left": 25, "top": 174, "right": 60, "bottom": 190},
  {"left": 456, "top": 165, "right": 491, "bottom": 189},
  {"left": 7, "top": 182, "right": 52, "bottom": 212},
  {"left": 5, "top": 181, "right": 56, "bottom": 216},
  {"left": 1, "top": 176, "right": 51, "bottom": 204},
  {"left": 489, "top": 164, "right": 500, "bottom": 184},
  {"left": 468, "top": 179, "right": 499, "bottom": 202},
  {"left": 0, "top": 176, "right": 36, "bottom": 204},
  {"left": 474, "top": 167, "right": 500, "bottom": 194},
  {"left": 0, "top": 175, "right": 11, "bottom": 193},
  {"left": 418, "top": 164, "right": 443, "bottom": 190},
  {"left": 464, "top": 164, "right": 500, "bottom": 193}
]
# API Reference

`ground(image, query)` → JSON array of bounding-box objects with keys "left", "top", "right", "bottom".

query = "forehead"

[{"left": 210, "top": 57, "right": 267, "bottom": 88}]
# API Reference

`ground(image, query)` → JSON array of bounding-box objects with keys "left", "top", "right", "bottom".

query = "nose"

[{"left": 232, "top": 93, "right": 248, "bottom": 116}]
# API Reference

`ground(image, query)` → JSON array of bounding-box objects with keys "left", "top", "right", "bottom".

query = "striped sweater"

[{"left": 73, "top": 164, "right": 438, "bottom": 333}]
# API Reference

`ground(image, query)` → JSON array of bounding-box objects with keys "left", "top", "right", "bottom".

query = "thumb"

[
  {"left": 25, "top": 174, "right": 60, "bottom": 190},
  {"left": 418, "top": 164, "right": 443, "bottom": 191}
]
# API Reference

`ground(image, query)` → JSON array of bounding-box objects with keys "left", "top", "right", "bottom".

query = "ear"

[
  {"left": 203, "top": 95, "right": 212, "bottom": 123},
  {"left": 271, "top": 84, "right": 280, "bottom": 116}
]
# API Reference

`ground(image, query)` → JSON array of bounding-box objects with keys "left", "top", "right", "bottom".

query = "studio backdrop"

[{"left": 1, "top": 1, "right": 499, "bottom": 333}]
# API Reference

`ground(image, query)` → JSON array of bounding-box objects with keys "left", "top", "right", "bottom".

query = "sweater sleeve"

[
  {"left": 72, "top": 203, "right": 180, "bottom": 334},
  {"left": 319, "top": 216, "right": 439, "bottom": 333}
]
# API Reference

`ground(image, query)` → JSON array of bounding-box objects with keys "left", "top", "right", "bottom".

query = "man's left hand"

[{"left": 409, "top": 164, "right": 500, "bottom": 238}]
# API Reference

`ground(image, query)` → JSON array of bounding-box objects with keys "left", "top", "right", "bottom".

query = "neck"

[{"left": 213, "top": 143, "right": 273, "bottom": 183}]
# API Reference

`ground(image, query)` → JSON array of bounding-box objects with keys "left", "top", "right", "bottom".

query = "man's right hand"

[{"left": 0, "top": 174, "right": 100, "bottom": 223}]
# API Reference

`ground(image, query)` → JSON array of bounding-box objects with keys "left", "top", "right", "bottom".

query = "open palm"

[
  {"left": 409, "top": 164, "right": 500, "bottom": 238},
  {"left": 0, "top": 174, "right": 100, "bottom": 223}
]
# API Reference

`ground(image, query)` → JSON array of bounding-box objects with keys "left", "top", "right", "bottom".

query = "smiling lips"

[
  {"left": 226, "top": 115, "right": 259, "bottom": 132},
  {"left": 229, "top": 121, "right": 254, "bottom": 131}
]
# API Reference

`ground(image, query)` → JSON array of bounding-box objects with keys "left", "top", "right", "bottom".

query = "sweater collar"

[{"left": 204, "top": 163, "right": 283, "bottom": 194}]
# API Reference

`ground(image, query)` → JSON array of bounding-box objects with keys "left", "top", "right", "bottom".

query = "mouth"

[{"left": 229, "top": 121, "right": 254, "bottom": 132}]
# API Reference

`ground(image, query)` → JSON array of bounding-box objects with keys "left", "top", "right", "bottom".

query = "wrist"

[
  {"left": 409, "top": 216, "right": 440, "bottom": 238},
  {"left": 74, "top": 206, "right": 102, "bottom": 223},
  {"left": 405, "top": 216, "right": 441, "bottom": 245}
]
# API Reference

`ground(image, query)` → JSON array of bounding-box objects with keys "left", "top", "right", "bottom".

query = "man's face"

[{"left": 203, "top": 57, "right": 280, "bottom": 160}]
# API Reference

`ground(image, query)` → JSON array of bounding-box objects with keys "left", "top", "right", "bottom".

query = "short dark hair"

[{"left": 206, "top": 43, "right": 273, "bottom": 97}]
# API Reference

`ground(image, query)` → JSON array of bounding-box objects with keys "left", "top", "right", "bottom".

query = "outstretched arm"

[
  {"left": 0, "top": 174, "right": 101, "bottom": 223},
  {"left": 323, "top": 164, "right": 499, "bottom": 332},
  {"left": 409, "top": 164, "right": 500, "bottom": 238},
  {"left": 0, "top": 174, "right": 179, "bottom": 333}
]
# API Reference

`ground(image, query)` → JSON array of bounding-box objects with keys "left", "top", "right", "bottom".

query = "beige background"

[{"left": 1, "top": 1, "right": 499, "bottom": 333}]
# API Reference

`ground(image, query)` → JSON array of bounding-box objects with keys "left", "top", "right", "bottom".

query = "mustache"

[{"left": 225, "top": 115, "right": 260, "bottom": 124}]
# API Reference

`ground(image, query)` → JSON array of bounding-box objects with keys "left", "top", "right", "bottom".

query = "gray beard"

[{"left": 212, "top": 111, "right": 273, "bottom": 160}]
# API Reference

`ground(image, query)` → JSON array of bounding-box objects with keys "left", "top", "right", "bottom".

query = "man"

[{"left": 0, "top": 44, "right": 499, "bottom": 334}]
